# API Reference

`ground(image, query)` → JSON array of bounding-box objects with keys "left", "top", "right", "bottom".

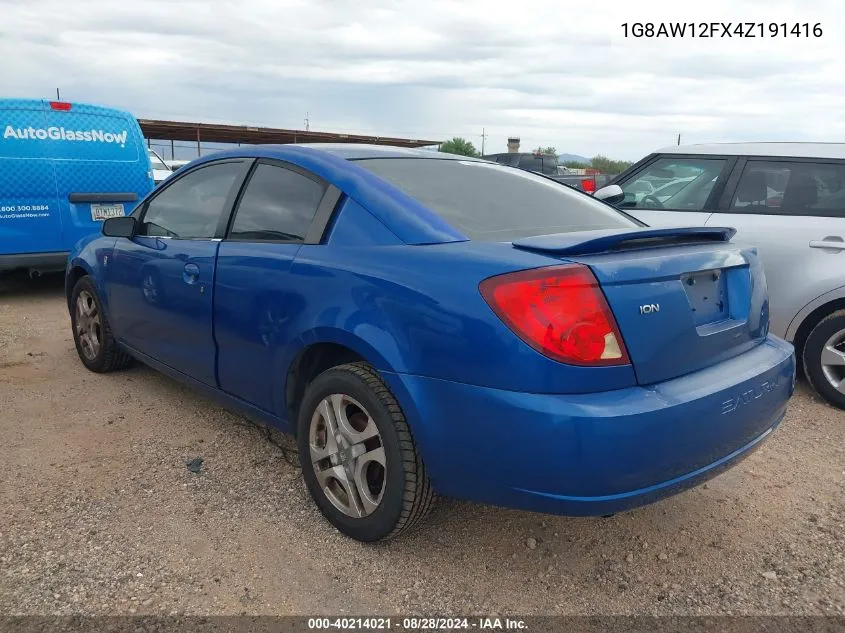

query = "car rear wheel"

[
  {"left": 70, "top": 276, "right": 133, "bottom": 373},
  {"left": 296, "top": 362, "right": 435, "bottom": 541},
  {"left": 803, "top": 309, "right": 845, "bottom": 410}
]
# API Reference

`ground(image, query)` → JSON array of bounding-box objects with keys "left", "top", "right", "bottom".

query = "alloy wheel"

[
  {"left": 308, "top": 394, "right": 386, "bottom": 518},
  {"left": 75, "top": 290, "right": 102, "bottom": 361},
  {"left": 820, "top": 328, "right": 845, "bottom": 393}
]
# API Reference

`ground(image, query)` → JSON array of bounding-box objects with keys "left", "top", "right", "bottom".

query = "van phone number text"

[{"left": 0, "top": 205, "right": 50, "bottom": 213}]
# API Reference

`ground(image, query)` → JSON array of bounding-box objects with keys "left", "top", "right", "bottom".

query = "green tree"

[
  {"left": 439, "top": 137, "right": 481, "bottom": 157},
  {"left": 590, "top": 155, "right": 633, "bottom": 174},
  {"left": 535, "top": 146, "right": 557, "bottom": 156}
]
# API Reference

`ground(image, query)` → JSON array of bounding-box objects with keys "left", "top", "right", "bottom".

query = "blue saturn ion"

[{"left": 65, "top": 144, "right": 796, "bottom": 542}]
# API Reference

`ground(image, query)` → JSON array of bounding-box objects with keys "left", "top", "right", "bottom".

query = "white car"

[
  {"left": 166, "top": 159, "right": 191, "bottom": 172},
  {"left": 595, "top": 142, "right": 845, "bottom": 409},
  {"left": 146, "top": 147, "right": 172, "bottom": 184},
  {"left": 650, "top": 176, "right": 697, "bottom": 203}
]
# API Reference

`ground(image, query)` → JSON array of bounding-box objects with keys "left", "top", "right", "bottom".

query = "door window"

[
  {"left": 729, "top": 160, "right": 845, "bottom": 218},
  {"left": 139, "top": 162, "right": 243, "bottom": 238},
  {"left": 228, "top": 163, "right": 326, "bottom": 242},
  {"left": 619, "top": 157, "right": 726, "bottom": 211}
]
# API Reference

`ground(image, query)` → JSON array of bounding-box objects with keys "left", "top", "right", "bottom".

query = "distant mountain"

[{"left": 556, "top": 153, "right": 591, "bottom": 165}]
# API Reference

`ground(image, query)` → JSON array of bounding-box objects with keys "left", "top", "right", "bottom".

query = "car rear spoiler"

[{"left": 512, "top": 226, "right": 737, "bottom": 256}]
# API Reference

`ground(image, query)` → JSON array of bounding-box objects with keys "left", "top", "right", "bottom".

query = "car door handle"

[
  {"left": 182, "top": 263, "right": 200, "bottom": 284},
  {"left": 809, "top": 238, "right": 845, "bottom": 251}
]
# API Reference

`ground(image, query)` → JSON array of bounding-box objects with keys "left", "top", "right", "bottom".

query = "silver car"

[
  {"left": 596, "top": 143, "right": 845, "bottom": 409},
  {"left": 146, "top": 147, "right": 172, "bottom": 185}
]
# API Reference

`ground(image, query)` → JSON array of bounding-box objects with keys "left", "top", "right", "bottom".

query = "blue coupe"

[{"left": 65, "top": 144, "right": 796, "bottom": 541}]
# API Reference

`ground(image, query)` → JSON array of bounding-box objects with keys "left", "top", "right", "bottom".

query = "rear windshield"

[
  {"left": 354, "top": 158, "right": 637, "bottom": 241},
  {"left": 518, "top": 155, "right": 557, "bottom": 174}
]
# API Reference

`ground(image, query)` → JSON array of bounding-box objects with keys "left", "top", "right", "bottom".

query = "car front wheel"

[
  {"left": 803, "top": 309, "right": 845, "bottom": 410},
  {"left": 70, "top": 276, "right": 133, "bottom": 373},
  {"left": 296, "top": 362, "right": 435, "bottom": 541}
]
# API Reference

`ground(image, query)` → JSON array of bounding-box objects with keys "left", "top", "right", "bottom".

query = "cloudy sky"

[{"left": 1, "top": 0, "right": 843, "bottom": 160}]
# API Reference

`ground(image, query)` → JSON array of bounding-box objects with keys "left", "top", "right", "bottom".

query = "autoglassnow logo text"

[{"left": 3, "top": 125, "right": 128, "bottom": 148}]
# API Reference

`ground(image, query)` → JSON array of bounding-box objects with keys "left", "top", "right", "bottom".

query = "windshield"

[
  {"left": 353, "top": 158, "right": 637, "bottom": 241},
  {"left": 147, "top": 148, "right": 170, "bottom": 171},
  {"left": 619, "top": 158, "right": 725, "bottom": 211}
]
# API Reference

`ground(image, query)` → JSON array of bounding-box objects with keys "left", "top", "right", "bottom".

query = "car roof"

[
  {"left": 289, "top": 143, "right": 483, "bottom": 161},
  {"left": 481, "top": 152, "right": 552, "bottom": 158},
  {"left": 184, "top": 144, "right": 491, "bottom": 166},
  {"left": 654, "top": 142, "right": 845, "bottom": 160},
  {"left": 0, "top": 97, "right": 136, "bottom": 120}
]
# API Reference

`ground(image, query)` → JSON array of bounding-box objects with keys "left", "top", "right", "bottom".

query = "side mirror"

[
  {"left": 594, "top": 184, "right": 625, "bottom": 204},
  {"left": 102, "top": 216, "right": 137, "bottom": 238}
]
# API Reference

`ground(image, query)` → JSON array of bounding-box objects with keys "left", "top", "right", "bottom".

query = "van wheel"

[
  {"left": 803, "top": 309, "right": 845, "bottom": 410},
  {"left": 296, "top": 362, "right": 435, "bottom": 542},
  {"left": 71, "top": 276, "right": 133, "bottom": 372}
]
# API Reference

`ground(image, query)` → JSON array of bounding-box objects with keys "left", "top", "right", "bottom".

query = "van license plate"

[{"left": 90, "top": 203, "right": 125, "bottom": 221}]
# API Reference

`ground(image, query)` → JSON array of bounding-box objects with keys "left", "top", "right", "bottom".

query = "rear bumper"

[{"left": 381, "top": 335, "right": 795, "bottom": 516}]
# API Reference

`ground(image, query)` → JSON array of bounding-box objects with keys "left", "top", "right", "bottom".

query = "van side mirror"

[
  {"left": 102, "top": 216, "right": 137, "bottom": 238},
  {"left": 594, "top": 184, "right": 625, "bottom": 204}
]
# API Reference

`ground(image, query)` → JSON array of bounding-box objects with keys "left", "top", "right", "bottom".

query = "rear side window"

[
  {"left": 139, "top": 162, "right": 243, "bottom": 239},
  {"left": 229, "top": 163, "right": 326, "bottom": 242},
  {"left": 729, "top": 160, "right": 845, "bottom": 218},
  {"left": 517, "top": 155, "right": 545, "bottom": 173},
  {"left": 619, "top": 157, "right": 726, "bottom": 211},
  {"left": 494, "top": 155, "right": 518, "bottom": 167},
  {"left": 354, "top": 158, "right": 637, "bottom": 241}
]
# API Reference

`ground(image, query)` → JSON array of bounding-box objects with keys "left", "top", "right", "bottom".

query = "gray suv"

[{"left": 596, "top": 143, "right": 845, "bottom": 409}]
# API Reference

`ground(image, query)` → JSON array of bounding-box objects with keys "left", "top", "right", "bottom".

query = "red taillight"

[
  {"left": 479, "top": 264, "right": 629, "bottom": 366},
  {"left": 581, "top": 178, "right": 596, "bottom": 193},
  {"left": 49, "top": 101, "right": 72, "bottom": 111}
]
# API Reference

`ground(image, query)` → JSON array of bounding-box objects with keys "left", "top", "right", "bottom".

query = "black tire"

[
  {"left": 70, "top": 276, "right": 134, "bottom": 373},
  {"left": 296, "top": 362, "right": 435, "bottom": 541},
  {"left": 802, "top": 309, "right": 845, "bottom": 409}
]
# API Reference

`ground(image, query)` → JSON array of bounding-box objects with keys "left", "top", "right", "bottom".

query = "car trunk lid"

[{"left": 513, "top": 227, "right": 769, "bottom": 385}]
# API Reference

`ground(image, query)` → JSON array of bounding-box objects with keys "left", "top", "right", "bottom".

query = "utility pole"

[
  {"left": 304, "top": 112, "right": 310, "bottom": 131},
  {"left": 481, "top": 128, "right": 488, "bottom": 155}
]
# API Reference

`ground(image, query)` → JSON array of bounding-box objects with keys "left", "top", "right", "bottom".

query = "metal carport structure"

[{"left": 138, "top": 119, "right": 440, "bottom": 157}]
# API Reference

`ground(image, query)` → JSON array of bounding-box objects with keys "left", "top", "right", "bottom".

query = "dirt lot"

[{"left": 1, "top": 274, "right": 843, "bottom": 616}]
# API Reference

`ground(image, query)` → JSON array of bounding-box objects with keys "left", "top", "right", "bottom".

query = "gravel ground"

[{"left": 1, "top": 274, "right": 844, "bottom": 616}]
